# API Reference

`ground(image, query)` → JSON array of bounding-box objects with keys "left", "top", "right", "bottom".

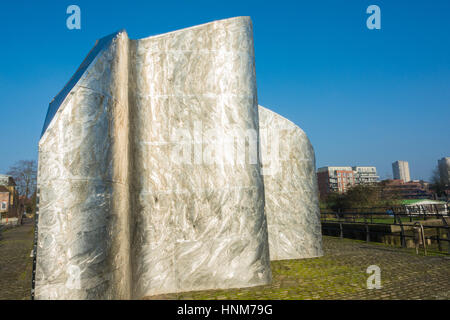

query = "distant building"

[
  {"left": 438, "top": 157, "right": 450, "bottom": 185},
  {"left": 0, "top": 174, "right": 21, "bottom": 223},
  {"left": 317, "top": 166, "right": 354, "bottom": 197},
  {"left": 380, "top": 179, "right": 432, "bottom": 200},
  {"left": 0, "top": 174, "right": 14, "bottom": 186},
  {"left": 317, "top": 166, "right": 379, "bottom": 198},
  {"left": 352, "top": 166, "right": 379, "bottom": 185},
  {"left": 392, "top": 160, "right": 410, "bottom": 183}
]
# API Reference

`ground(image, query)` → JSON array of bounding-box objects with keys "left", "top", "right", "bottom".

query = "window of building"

[{"left": 1, "top": 201, "right": 6, "bottom": 210}]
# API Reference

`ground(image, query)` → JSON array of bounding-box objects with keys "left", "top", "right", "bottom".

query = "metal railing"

[{"left": 321, "top": 205, "right": 450, "bottom": 255}]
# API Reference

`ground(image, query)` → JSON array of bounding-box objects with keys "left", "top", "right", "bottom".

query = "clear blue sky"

[{"left": 1, "top": 0, "right": 449, "bottom": 180}]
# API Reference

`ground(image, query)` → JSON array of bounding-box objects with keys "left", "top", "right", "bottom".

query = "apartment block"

[
  {"left": 317, "top": 166, "right": 378, "bottom": 198},
  {"left": 352, "top": 166, "right": 379, "bottom": 184},
  {"left": 392, "top": 160, "right": 410, "bottom": 183}
]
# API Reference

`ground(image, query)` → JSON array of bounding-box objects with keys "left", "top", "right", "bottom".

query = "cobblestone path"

[
  {"left": 145, "top": 236, "right": 450, "bottom": 300},
  {"left": 0, "top": 220, "right": 34, "bottom": 300},
  {"left": 1, "top": 223, "right": 448, "bottom": 300}
]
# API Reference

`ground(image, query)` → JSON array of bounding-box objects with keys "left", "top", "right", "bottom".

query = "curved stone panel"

[
  {"left": 259, "top": 105, "right": 323, "bottom": 260},
  {"left": 36, "top": 17, "right": 272, "bottom": 300},
  {"left": 127, "top": 17, "right": 271, "bottom": 298},
  {"left": 36, "top": 31, "right": 131, "bottom": 299},
  {"left": 36, "top": 17, "right": 323, "bottom": 300}
]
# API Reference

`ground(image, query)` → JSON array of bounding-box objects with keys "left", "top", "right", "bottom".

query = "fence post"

[
  {"left": 445, "top": 219, "right": 450, "bottom": 255},
  {"left": 435, "top": 208, "right": 450, "bottom": 254},
  {"left": 432, "top": 204, "right": 442, "bottom": 252},
  {"left": 422, "top": 205, "right": 427, "bottom": 221},
  {"left": 366, "top": 223, "right": 370, "bottom": 243},
  {"left": 339, "top": 222, "right": 343, "bottom": 239},
  {"left": 394, "top": 210, "right": 406, "bottom": 248},
  {"left": 448, "top": 227, "right": 450, "bottom": 254},
  {"left": 436, "top": 227, "right": 442, "bottom": 252},
  {"left": 421, "top": 224, "right": 427, "bottom": 256},
  {"left": 392, "top": 207, "right": 396, "bottom": 225}
]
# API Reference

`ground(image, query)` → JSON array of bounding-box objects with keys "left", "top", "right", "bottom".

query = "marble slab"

[
  {"left": 259, "top": 106, "right": 323, "bottom": 261},
  {"left": 36, "top": 17, "right": 271, "bottom": 300},
  {"left": 36, "top": 17, "right": 322, "bottom": 300}
]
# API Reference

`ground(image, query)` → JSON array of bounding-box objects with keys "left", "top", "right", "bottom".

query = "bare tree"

[{"left": 7, "top": 160, "right": 37, "bottom": 199}]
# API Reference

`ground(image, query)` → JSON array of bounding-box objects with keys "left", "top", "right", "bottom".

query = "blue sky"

[{"left": 0, "top": 0, "right": 449, "bottom": 180}]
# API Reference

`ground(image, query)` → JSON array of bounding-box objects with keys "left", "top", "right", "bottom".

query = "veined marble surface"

[
  {"left": 36, "top": 16, "right": 322, "bottom": 300},
  {"left": 36, "top": 17, "right": 272, "bottom": 300},
  {"left": 259, "top": 105, "right": 323, "bottom": 260},
  {"left": 127, "top": 17, "right": 271, "bottom": 298},
  {"left": 36, "top": 31, "right": 131, "bottom": 299}
]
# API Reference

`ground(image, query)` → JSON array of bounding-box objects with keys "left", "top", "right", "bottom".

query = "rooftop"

[{"left": 0, "top": 175, "right": 16, "bottom": 186}]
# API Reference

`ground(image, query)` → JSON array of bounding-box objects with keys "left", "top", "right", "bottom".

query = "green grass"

[{"left": 149, "top": 255, "right": 369, "bottom": 300}]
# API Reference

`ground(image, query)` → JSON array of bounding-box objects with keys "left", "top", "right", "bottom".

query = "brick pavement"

[
  {"left": 0, "top": 221, "right": 448, "bottom": 300},
  {"left": 145, "top": 236, "right": 450, "bottom": 300},
  {"left": 0, "top": 219, "right": 34, "bottom": 300}
]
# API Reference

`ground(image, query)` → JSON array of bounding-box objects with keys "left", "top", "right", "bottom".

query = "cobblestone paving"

[
  {"left": 0, "top": 223, "right": 448, "bottom": 300},
  {"left": 0, "top": 220, "right": 34, "bottom": 300},
  {"left": 146, "top": 236, "right": 450, "bottom": 300}
]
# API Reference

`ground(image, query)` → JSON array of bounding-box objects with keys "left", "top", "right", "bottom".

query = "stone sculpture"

[
  {"left": 259, "top": 106, "right": 322, "bottom": 260},
  {"left": 35, "top": 17, "right": 322, "bottom": 300}
]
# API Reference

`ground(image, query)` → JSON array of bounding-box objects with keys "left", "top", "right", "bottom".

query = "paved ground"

[
  {"left": 146, "top": 237, "right": 450, "bottom": 300},
  {"left": 0, "top": 222, "right": 448, "bottom": 300},
  {"left": 0, "top": 219, "right": 34, "bottom": 300}
]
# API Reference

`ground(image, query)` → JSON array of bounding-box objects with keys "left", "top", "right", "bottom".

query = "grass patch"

[{"left": 174, "top": 257, "right": 368, "bottom": 300}]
